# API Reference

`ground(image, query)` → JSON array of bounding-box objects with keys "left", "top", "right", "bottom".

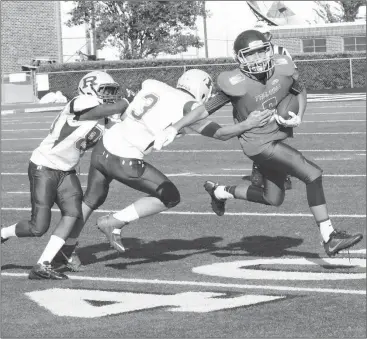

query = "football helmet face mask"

[
  {"left": 78, "top": 71, "right": 120, "bottom": 103},
  {"left": 176, "top": 69, "right": 213, "bottom": 103},
  {"left": 233, "top": 30, "right": 275, "bottom": 80}
]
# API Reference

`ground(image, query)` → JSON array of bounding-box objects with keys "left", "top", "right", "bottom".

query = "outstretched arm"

[
  {"left": 78, "top": 98, "right": 129, "bottom": 121},
  {"left": 190, "top": 109, "right": 274, "bottom": 141}
]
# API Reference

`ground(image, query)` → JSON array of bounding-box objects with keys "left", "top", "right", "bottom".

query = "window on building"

[
  {"left": 344, "top": 37, "right": 366, "bottom": 51},
  {"left": 302, "top": 38, "right": 326, "bottom": 53}
]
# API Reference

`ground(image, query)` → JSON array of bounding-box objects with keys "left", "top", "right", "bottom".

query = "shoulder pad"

[
  {"left": 142, "top": 79, "right": 165, "bottom": 91},
  {"left": 217, "top": 69, "right": 247, "bottom": 97},
  {"left": 273, "top": 55, "right": 295, "bottom": 77},
  {"left": 72, "top": 95, "right": 101, "bottom": 113}
]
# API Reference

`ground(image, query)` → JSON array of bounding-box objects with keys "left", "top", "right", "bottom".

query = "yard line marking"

[
  {"left": 340, "top": 249, "right": 366, "bottom": 254},
  {"left": 2, "top": 132, "right": 366, "bottom": 140},
  {"left": 1, "top": 207, "right": 365, "bottom": 218},
  {"left": 2, "top": 121, "right": 54, "bottom": 125},
  {"left": 1, "top": 172, "right": 365, "bottom": 178},
  {"left": 2, "top": 121, "right": 366, "bottom": 132},
  {"left": 186, "top": 132, "right": 366, "bottom": 136},
  {"left": 1, "top": 138, "right": 44, "bottom": 141},
  {"left": 1, "top": 272, "right": 364, "bottom": 295},
  {"left": 2, "top": 129, "right": 49, "bottom": 132},
  {"left": 2, "top": 149, "right": 367, "bottom": 154},
  {"left": 214, "top": 112, "right": 366, "bottom": 118}
]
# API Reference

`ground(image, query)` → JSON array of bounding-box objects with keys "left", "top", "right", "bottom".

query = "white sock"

[
  {"left": 37, "top": 235, "right": 65, "bottom": 265},
  {"left": 319, "top": 219, "right": 334, "bottom": 242},
  {"left": 112, "top": 228, "right": 122, "bottom": 236},
  {"left": 214, "top": 186, "right": 234, "bottom": 200},
  {"left": 1, "top": 224, "right": 17, "bottom": 239},
  {"left": 113, "top": 204, "right": 139, "bottom": 223}
]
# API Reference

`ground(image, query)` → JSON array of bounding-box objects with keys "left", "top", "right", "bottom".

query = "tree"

[
  {"left": 66, "top": 1, "right": 207, "bottom": 59},
  {"left": 313, "top": 0, "right": 365, "bottom": 23}
]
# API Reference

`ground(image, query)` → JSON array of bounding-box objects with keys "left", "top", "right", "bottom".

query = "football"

[{"left": 276, "top": 93, "right": 299, "bottom": 119}]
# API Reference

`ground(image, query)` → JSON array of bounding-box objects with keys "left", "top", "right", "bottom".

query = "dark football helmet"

[{"left": 233, "top": 30, "right": 275, "bottom": 80}]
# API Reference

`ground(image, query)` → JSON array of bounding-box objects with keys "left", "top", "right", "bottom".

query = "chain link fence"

[{"left": 40, "top": 57, "right": 365, "bottom": 100}]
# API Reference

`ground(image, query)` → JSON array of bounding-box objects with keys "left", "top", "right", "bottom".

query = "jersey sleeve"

[
  {"left": 70, "top": 95, "right": 102, "bottom": 117},
  {"left": 204, "top": 91, "right": 231, "bottom": 115},
  {"left": 273, "top": 55, "right": 296, "bottom": 77}
]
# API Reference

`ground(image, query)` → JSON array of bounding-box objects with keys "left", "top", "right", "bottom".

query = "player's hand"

[
  {"left": 153, "top": 126, "right": 178, "bottom": 150},
  {"left": 247, "top": 109, "right": 274, "bottom": 128},
  {"left": 274, "top": 111, "right": 301, "bottom": 128}
]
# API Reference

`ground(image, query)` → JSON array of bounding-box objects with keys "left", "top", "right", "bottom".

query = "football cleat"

[
  {"left": 97, "top": 214, "right": 127, "bottom": 253},
  {"left": 28, "top": 261, "right": 68, "bottom": 280},
  {"left": 204, "top": 181, "right": 226, "bottom": 216},
  {"left": 323, "top": 230, "right": 363, "bottom": 257},
  {"left": 284, "top": 175, "right": 292, "bottom": 190},
  {"left": 52, "top": 242, "right": 85, "bottom": 272},
  {"left": 251, "top": 163, "right": 264, "bottom": 188}
]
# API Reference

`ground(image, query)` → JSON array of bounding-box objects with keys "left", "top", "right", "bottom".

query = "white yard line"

[
  {"left": 0, "top": 272, "right": 365, "bottom": 295},
  {"left": 1, "top": 172, "right": 365, "bottom": 177},
  {"left": 2, "top": 149, "right": 366, "bottom": 154},
  {"left": 1, "top": 207, "right": 365, "bottom": 218}
]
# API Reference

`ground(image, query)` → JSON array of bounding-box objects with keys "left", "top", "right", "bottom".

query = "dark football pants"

[
  {"left": 15, "top": 161, "right": 83, "bottom": 237},
  {"left": 83, "top": 140, "right": 180, "bottom": 210},
  {"left": 248, "top": 141, "right": 322, "bottom": 206}
]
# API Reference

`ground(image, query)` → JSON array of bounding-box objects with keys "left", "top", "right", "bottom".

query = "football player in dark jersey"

[
  {"left": 250, "top": 24, "right": 296, "bottom": 190},
  {"left": 178, "top": 30, "right": 362, "bottom": 257}
]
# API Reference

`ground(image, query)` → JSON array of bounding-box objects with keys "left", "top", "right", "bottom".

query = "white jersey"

[
  {"left": 103, "top": 79, "right": 199, "bottom": 159},
  {"left": 30, "top": 95, "right": 105, "bottom": 171}
]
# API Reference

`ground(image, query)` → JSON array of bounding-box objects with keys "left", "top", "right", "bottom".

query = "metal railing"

[{"left": 18, "top": 57, "right": 367, "bottom": 100}]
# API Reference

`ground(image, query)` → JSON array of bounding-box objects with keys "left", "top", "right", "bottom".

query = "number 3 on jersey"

[{"left": 131, "top": 93, "right": 159, "bottom": 120}]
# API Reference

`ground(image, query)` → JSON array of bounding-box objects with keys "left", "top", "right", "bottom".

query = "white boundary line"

[
  {"left": 1, "top": 172, "right": 365, "bottom": 177},
  {"left": 1, "top": 149, "right": 367, "bottom": 154},
  {"left": 2, "top": 132, "right": 366, "bottom": 141},
  {"left": 0, "top": 207, "right": 365, "bottom": 218},
  {"left": 1, "top": 272, "right": 364, "bottom": 295}
]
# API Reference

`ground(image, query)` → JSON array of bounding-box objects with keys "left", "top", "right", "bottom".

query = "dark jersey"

[{"left": 206, "top": 54, "right": 297, "bottom": 156}]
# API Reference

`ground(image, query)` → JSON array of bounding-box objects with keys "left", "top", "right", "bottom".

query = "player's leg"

[
  {"left": 53, "top": 143, "right": 112, "bottom": 270},
  {"left": 1, "top": 162, "right": 57, "bottom": 242},
  {"left": 29, "top": 170, "right": 83, "bottom": 280},
  {"left": 250, "top": 162, "right": 264, "bottom": 188},
  {"left": 97, "top": 153, "right": 180, "bottom": 252},
  {"left": 281, "top": 145, "right": 363, "bottom": 255}
]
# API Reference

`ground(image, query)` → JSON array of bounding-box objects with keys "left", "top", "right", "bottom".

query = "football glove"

[
  {"left": 274, "top": 111, "right": 301, "bottom": 128},
  {"left": 153, "top": 126, "right": 178, "bottom": 151}
]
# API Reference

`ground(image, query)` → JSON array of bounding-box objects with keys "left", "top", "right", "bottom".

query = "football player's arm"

[
  {"left": 189, "top": 110, "right": 274, "bottom": 141},
  {"left": 290, "top": 77, "right": 307, "bottom": 121},
  {"left": 78, "top": 99, "right": 129, "bottom": 121}
]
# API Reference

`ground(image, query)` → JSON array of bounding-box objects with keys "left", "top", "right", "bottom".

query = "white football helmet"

[
  {"left": 78, "top": 71, "right": 120, "bottom": 103},
  {"left": 176, "top": 69, "right": 213, "bottom": 103}
]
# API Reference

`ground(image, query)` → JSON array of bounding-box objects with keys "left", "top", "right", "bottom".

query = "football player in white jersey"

[
  {"left": 52, "top": 69, "right": 214, "bottom": 264},
  {"left": 1, "top": 71, "right": 131, "bottom": 280}
]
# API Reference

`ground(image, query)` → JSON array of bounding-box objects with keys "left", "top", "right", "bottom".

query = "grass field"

[{"left": 1, "top": 100, "right": 366, "bottom": 338}]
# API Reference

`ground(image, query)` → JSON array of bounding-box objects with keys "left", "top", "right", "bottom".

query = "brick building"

[
  {"left": 269, "top": 22, "right": 366, "bottom": 55},
  {"left": 1, "top": 1, "right": 63, "bottom": 73}
]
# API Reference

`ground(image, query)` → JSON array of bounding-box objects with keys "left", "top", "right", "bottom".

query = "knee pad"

[
  {"left": 31, "top": 205, "right": 52, "bottom": 237},
  {"left": 156, "top": 181, "right": 180, "bottom": 208},
  {"left": 264, "top": 190, "right": 285, "bottom": 207},
  {"left": 83, "top": 189, "right": 109, "bottom": 211},
  {"left": 59, "top": 195, "right": 83, "bottom": 219},
  {"left": 306, "top": 175, "right": 326, "bottom": 207}
]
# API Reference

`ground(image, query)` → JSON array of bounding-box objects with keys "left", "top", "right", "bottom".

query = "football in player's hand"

[{"left": 276, "top": 93, "right": 299, "bottom": 119}]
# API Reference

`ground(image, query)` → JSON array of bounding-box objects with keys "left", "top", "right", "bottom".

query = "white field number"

[
  {"left": 26, "top": 288, "right": 284, "bottom": 318},
  {"left": 192, "top": 258, "right": 366, "bottom": 280}
]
